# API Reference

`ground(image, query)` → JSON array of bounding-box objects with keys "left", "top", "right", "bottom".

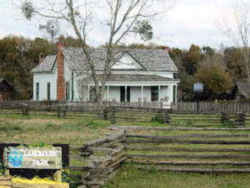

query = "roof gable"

[
  {"left": 112, "top": 52, "right": 145, "bottom": 70},
  {"left": 32, "top": 55, "right": 56, "bottom": 73}
]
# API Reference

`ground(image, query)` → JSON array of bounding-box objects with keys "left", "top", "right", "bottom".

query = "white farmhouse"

[{"left": 32, "top": 43, "right": 179, "bottom": 106}]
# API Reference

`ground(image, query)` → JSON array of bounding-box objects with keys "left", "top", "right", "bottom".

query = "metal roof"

[{"left": 32, "top": 48, "right": 178, "bottom": 73}]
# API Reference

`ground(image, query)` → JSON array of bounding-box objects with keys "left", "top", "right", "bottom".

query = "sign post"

[
  {"left": 4, "top": 146, "right": 62, "bottom": 182},
  {"left": 193, "top": 82, "right": 204, "bottom": 113}
]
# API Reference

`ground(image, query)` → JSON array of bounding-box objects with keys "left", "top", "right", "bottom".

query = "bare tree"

[
  {"left": 20, "top": 0, "right": 174, "bottom": 105},
  {"left": 218, "top": 0, "right": 250, "bottom": 80}
]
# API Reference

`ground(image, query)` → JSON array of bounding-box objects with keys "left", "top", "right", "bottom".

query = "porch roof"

[{"left": 83, "top": 74, "right": 178, "bottom": 82}]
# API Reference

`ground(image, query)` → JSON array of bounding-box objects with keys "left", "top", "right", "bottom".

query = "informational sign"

[
  {"left": 193, "top": 82, "right": 204, "bottom": 93},
  {"left": 4, "top": 147, "right": 62, "bottom": 170}
]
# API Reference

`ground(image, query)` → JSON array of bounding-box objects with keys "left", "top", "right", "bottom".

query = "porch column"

[
  {"left": 141, "top": 86, "right": 144, "bottom": 102},
  {"left": 158, "top": 85, "right": 161, "bottom": 102},
  {"left": 125, "top": 86, "right": 127, "bottom": 103},
  {"left": 175, "top": 84, "right": 178, "bottom": 104},
  {"left": 87, "top": 85, "right": 90, "bottom": 101}
]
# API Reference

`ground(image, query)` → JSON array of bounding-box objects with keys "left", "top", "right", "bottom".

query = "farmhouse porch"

[{"left": 83, "top": 74, "right": 179, "bottom": 106}]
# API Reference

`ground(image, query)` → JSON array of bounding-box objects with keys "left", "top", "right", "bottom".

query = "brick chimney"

[
  {"left": 164, "top": 47, "right": 171, "bottom": 56},
  {"left": 165, "top": 47, "right": 170, "bottom": 52},
  {"left": 56, "top": 41, "right": 65, "bottom": 101}
]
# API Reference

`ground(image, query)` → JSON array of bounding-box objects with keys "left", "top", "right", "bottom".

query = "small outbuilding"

[{"left": 0, "top": 78, "right": 14, "bottom": 101}]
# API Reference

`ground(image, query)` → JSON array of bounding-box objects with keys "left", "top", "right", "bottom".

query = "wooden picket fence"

[
  {"left": 0, "top": 101, "right": 171, "bottom": 125},
  {"left": 175, "top": 102, "right": 250, "bottom": 114}
]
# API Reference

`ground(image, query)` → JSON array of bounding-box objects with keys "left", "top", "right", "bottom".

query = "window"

[
  {"left": 36, "top": 82, "right": 39, "bottom": 101},
  {"left": 127, "top": 86, "right": 131, "bottom": 102},
  {"left": 120, "top": 86, "right": 131, "bottom": 103},
  {"left": 47, "top": 82, "right": 51, "bottom": 101},
  {"left": 66, "top": 82, "right": 70, "bottom": 101},
  {"left": 151, "top": 86, "right": 159, "bottom": 102},
  {"left": 174, "top": 73, "right": 178, "bottom": 79}
]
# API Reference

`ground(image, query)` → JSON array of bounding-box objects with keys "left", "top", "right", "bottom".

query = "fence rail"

[
  {"left": 0, "top": 101, "right": 171, "bottom": 125},
  {"left": 72, "top": 131, "right": 127, "bottom": 188},
  {"left": 123, "top": 126, "right": 250, "bottom": 174},
  {"left": 175, "top": 102, "right": 250, "bottom": 114}
]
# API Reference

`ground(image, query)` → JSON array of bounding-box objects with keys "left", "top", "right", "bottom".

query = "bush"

[
  {"left": 0, "top": 162, "right": 3, "bottom": 175},
  {"left": 222, "top": 120, "right": 234, "bottom": 128},
  {"left": 152, "top": 113, "right": 164, "bottom": 124}
]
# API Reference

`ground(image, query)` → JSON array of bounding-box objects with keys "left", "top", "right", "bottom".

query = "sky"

[{"left": 0, "top": 0, "right": 243, "bottom": 49}]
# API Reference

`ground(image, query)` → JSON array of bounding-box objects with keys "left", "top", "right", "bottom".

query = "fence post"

[
  {"left": 235, "top": 113, "right": 245, "bottom": 127},
  {"left": 111, "top": 107, "right": 116, "bottom": 124},
  {"left": 57, "top": 106, "right": 61, "bottom": 118},
  {"left": 57, "top": 105, "right": 67, "bottom": 118},
  {"left": 22, "top": 104, "right": 29, "bottom": 116},
  {"left": 221, "top": 112, "right": 229, "bottom": 124},
  {"left": 63, "top": 105, "right": 67, "bottom": 118},
  {"left": 160, "top": 101, "right": 163, "bottom": 109},
  {"left": 103, "top": 107, "right": 108, "bottom": 120},
  {"left": 164, "top": 110, "right": 171, "bottom": 124}
]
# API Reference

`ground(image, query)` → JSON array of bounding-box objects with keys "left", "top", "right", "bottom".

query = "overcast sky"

[{"left": 0, "top": 0, "right": 243, "bottom": 49}]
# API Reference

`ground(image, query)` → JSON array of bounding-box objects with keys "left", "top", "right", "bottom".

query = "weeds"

[
  {"left": 151, "top": 113, "right": 164, "bottom": 124},
  {"left": 222, "top": 120, "right": 235, "bottom": 128}
]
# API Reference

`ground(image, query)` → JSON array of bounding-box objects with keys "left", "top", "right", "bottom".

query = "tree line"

[
  {"left": 0, "top": 35, "right": 247, "bottom": 101},
  {"left": 169, "top": 45, "right": 247, "bottom": 101}
]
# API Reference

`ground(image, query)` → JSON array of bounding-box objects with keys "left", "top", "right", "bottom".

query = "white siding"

[
  {"left": 142, "top": 87, "right": 151, "bottom": 102},
  {"left": 109, "top": 87, "right": 120, "bottom": 102},
  {"left": 130, "top": 87, "right": 141, "bottom": 102},
  {"left": 167, "top": 84, "right": 174, "bottom": 104},
  {"left": 160, "top": 86, "right": 170, "bottom": 104},
  {"left": 64, "top": 64, "right": 72, "bottom": 101},
  {"left": 33, "top": 70, "right": 57, "bottom": 101},
  {"left": 112, "top": 54, "right": 142, "bottom": 69},
  {"left": 130, "top": 87, "right": 151, "bottom": 102}
]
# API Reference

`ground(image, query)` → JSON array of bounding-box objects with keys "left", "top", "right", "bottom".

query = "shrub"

[{"left": 151, "top": 113, "right": 164, "bottom": 124}]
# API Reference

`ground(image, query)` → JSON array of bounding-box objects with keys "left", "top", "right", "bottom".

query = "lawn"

[{"left": 104, "top": 164, "right": 250, "bottom": 188}]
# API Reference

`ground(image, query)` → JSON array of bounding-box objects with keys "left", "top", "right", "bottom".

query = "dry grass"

[{"left": 0, "top": 114, "right": 112, "bottom": 146}]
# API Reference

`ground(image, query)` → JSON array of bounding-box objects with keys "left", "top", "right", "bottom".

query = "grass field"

[
  {"left": 0, "top": 113, "right": 112, "bottom": 145},
  {"left": 1, "top": 111, "right": 250, "bottom": 188},
  {"left": 104, "top": 165, "right": 250, "bottom": 188}
]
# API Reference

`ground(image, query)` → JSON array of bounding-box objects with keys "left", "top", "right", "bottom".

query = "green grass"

[{"left": 104, "top": 164, "right": 250, "bottom": 188}]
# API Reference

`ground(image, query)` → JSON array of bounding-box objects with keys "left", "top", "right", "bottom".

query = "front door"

[
  {"left": 120, "top": 86, "right": 125, "bottom": 102},
  {"left": 120, "top": 86, "right": 130, "bottom": 103},
  {"left": 127, "top": 86, "right": 130, "bottom": 102}
]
